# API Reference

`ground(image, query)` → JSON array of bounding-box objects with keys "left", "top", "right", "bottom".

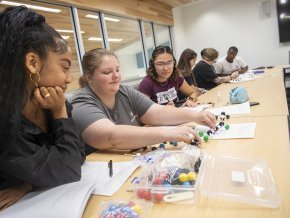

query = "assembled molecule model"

[{"left": 198, "top": 112, "right": 230, "bottom": 142}]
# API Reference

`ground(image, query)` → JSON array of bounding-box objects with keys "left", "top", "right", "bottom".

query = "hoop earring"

[{"left": 30, "top": 72, "right": 40, "bottom": 88}]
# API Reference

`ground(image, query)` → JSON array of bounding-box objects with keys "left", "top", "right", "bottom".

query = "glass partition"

[{"left": 105, "top": 14, "right": 146, "bottom": 80}]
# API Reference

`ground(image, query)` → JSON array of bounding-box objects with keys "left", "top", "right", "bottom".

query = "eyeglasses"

[{"left": 155, "top": 60, "right": 174, "bottom": 70}]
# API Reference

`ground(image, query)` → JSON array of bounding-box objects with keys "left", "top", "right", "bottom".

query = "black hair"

[
  {"left": 177, "top": 48, "right": 197, "bottom": 77},
  {"left": 0, "top": 6, "right": 68, "bottom": 144},
  {"left": 228, "top": 46, "right": 238, "bottom": 53},
  {"left": 146, "top": 45, "right": 179, "bottom": 81}
]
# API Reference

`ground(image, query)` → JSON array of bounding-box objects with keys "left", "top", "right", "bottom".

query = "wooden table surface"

[{"left": 82, "top": 65, "right": 290, "bottom": 218}]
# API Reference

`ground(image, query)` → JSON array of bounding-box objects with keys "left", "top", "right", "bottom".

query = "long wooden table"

[
  {"left": 197, "top": 66, "right": 289, "bottom": 117},
  {"left": 82, "top": 66, "right": 290, "bottom": 218},
  {"left": 83, "top": 116, "right": 290, "bottom": 218}
]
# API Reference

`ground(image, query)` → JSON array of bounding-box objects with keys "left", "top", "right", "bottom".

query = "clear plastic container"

[
  {"left": 132, "top": 148, "right": 203, "bottom": 204},
  {"left": 196, "top": 153, "right": 281, "bottom": 208}
]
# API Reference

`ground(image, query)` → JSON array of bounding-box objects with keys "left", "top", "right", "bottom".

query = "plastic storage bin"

[
  {"left": 131, "top": 148, "right": 202, "bottom": 204},
  {"left": 196, "top": 153, "right": 281, "bottom": 208}
]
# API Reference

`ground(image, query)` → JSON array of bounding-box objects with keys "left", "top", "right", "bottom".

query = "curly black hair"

[{"left": 0, "top": 6, "right": 68, "bottom": 144}]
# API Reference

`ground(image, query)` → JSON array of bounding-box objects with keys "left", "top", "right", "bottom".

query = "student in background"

[
  {"left": 0, "top": 6, "right": 85, "bottom": 210},
  {"left": 177, "top": 48, "right": 206, "bottom": 101},
  {"left": 193, "top": 48, "right": 239, "bottom": 90},
  {"left": 70, "top": 48, "right": 216, "bottom": 155},
  {"left": 215, "top": 46, "right": 248, "bottom": 76},
  {"left": 177, "top": 48, "right": 198, "bottom": 86},
  {"left": 138, "top": 46, "right": 198, "bottom": 107}
]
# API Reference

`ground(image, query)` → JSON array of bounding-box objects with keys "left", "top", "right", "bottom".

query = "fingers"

[
  {"left": 33, "top": 86, "right": 66, "bottom": 110},
  {"left": 184, "top": 100, "right": 197, "bottom": 108},
  {"left": 173, "top": 126, "right": 201, "bottom": 145},
  {"left": 0, "top": 191, "right": 14, "bottom": 211},
  {"left": 201, "top": 111, "right": 216, "bottom": 129}
]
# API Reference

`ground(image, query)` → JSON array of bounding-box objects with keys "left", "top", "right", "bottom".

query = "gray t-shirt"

[{"left": 70, "top": 85, "right": 154, "bottom": 134}]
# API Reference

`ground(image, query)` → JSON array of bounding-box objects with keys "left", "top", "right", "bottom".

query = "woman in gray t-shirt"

[{"left": 70, "top": 48, "right": 216, "bottom": 154}]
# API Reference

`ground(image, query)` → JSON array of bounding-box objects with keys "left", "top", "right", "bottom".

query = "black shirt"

[
  {"left": 178, "top": 73, "right": 195, "bottom": 100},
  {"left": 0, "top": 102, "right": 85, "bottom": 190},
  {"left": 193, "top": 60, "right": 218, "bottom": 90}
]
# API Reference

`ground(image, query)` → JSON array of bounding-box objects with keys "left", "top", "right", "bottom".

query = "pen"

[{"left": 108, "top": 160, "right": 113, "bottom": 177}]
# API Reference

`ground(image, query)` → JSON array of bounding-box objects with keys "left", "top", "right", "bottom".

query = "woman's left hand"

[
  {"left": 184, "top": 99, "right": 197, "bottom": 107},
  {"left": 0, "top": 183, "right": 32, "bottom": 211}
]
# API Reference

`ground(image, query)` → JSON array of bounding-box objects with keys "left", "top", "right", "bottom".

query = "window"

[
  {"left": 1, "top": 1, "right": 173, "bottom": 87},
  {"left": 78, "top": 10, "right": 103, "bottom": 52},
  {"left": 0, "top": 0, "right": 81, "bottom": 91},
  {"left": 143, "top": 22, "right": 155, "bottom": 66},
  {"left": 105, "top": 14, "right": 146, "bottom": 80},
  {"left": 155, "top": 24, "right": 172, "bottom": 48}
]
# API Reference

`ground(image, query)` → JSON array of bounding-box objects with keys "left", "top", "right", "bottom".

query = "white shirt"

[{"left": 214, "top": 56, "right": 247, "bottom": 75}]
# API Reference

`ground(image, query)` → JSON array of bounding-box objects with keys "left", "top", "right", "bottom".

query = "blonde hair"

[
  {"left": 200, "top": 48, "right": 219, "bottom": 62},
  {"left": 79, "top": 48, "right": 118, "bottom": 88}
]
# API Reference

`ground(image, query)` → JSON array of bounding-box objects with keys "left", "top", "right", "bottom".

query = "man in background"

[{"left": 215, "top": 46, "right": 248, "bottom": 76}]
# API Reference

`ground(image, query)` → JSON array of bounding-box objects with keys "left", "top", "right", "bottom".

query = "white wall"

[{"left": 173, "top": 0, "right": 290, "bottom": 68}]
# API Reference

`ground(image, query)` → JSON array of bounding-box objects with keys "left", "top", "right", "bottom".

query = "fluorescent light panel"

[
  {"left": 61, "top": 35, "right": 70, "bottom": 40},
  {"left": 88, "top": 37, "right": 122, "bottom": 42},
  {"left": 280, "top": 13, "right": 290, "bottom": 19},
  {"left": 0, "top": 1, "right": 61, "bottom": 13},
  {"left": 85, "top": 14, "right": 120, "bottom": 22},
  {"left": 56, "top": 29, "right": 85, "bottom": 34}
]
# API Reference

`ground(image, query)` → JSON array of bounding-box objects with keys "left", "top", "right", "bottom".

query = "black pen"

[{"left": 108, "top": 160, "right": 113, "bottom": 177}]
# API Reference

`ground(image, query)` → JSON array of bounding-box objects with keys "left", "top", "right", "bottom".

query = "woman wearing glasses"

[
  {"left": 138, "top": 46, "right": 198, "bottom": 107},
  {"left": 70, "top": 48, "right": 216, "bottom": 154}
]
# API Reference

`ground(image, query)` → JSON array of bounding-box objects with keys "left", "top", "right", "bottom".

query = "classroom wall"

[{"left": 172, "top": 0, "right": 290, "bottom": 68}]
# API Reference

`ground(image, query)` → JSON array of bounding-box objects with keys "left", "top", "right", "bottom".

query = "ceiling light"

[
  {"left": 85, "top": 14, "right": 120, "bottom": 22},
  {"left": 0, "top": 1, "right": 61, "bottom": 13},
  {"left": 108, "top": 38, "right": 122, "bottom": 42},
  {"left": 88, "top": 37, "right": 122, "bottom": 42},
  {"left": 61, "top": 35, "right": 70, "bottom": 40},
  {"left": 280, "top": 0, "right": 287, "bottom": 4},
  {"left": 280, "top": 13, "right": 290, "bottom": 19},
  {"left": 56, "top": 29, "right": 85, "bottom": 34},
  {"left": 88, "top": 37, "right": 102, "bottom": 41},
  {"left": 105, "top": 17, "right": 120, "bottom": 22}
]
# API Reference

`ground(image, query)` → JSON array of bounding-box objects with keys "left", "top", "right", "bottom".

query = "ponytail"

[{"left": 0, "top": 6, "right": 68, "bottom": 145}]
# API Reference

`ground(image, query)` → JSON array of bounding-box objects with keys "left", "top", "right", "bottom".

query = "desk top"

[
  {"left": 83, "top": 116, "right": 290, "bottom": 218},
  {"left": 197, "top": 66, "right": 288, "bottom": 117}
]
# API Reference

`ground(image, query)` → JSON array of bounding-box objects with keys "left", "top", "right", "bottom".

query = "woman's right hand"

[
  {"left": 0, "top": 183, "right": 32, "bottom": 211},
  {"left": 33, "top": 86, "right": 67, "bottom": 119},
  {"left": 194, "top": 111, "right": 216, "bottom": 129},
  {"left": 166, "top": 126, "right": 201, "bottom": 145}
]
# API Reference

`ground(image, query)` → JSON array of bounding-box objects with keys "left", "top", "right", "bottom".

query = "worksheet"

[
  {"left": 206, "top": 102, "right": 251, "bottom": 115},
  {"left": 195, "top": 123, "right": 256, "bottom": 139},
  {"left": 0, "top": 161, "right": 138, "bottom": 218}
]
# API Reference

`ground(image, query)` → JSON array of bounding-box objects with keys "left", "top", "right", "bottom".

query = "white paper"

[
  {"left": 87, "top": 161, "right": 139, "bottom": 196},
  {"left": 0, "top": 161, "right": 139, "bottom": 218},
  {"left": 206, "top": 102, "right": 251, "bottom": 115},
  {"left": 195, "top": 123, "right": 256, "bottom": 139},
  {"left": 184, "top": 104, "right": 211, "bottom": 112},
  {"left": 232, "top": 171, "right": 245, "bottom": 183},
  {"left": 229, "top": 72, "right": 256, "bottom": 83}
]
